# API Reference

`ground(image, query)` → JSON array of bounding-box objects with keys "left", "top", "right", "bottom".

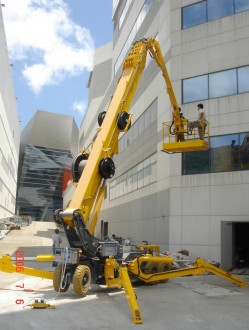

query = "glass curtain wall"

[
  {"left": 17, "top": 145, "right": 72, "bottom": 221},
  {"left": 183, "top": 132, "right": 249, "bottom": 174},
  {"left": 183, "top": 66, "right": 249, "bottom": 103}
]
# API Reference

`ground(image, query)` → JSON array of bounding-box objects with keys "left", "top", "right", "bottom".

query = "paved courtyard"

[{"left": 0, "top": 222, "right": 249, "bottom": 330}]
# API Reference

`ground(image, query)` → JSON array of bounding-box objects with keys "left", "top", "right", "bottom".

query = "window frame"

[
  {"left": 182, "top": 0, "right": 249, "bottom": 30},
  {"left": 182, "top": 66, "right": 249, "bottom": 104},
  {"left": 182, "top": 0, "right": 207, "bottom": 29},
  {"left": 182, "top": 132, "right": 249, "bottom": 175}
]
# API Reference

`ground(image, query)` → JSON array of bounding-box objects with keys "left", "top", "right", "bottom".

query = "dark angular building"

[{"left": 17, "top": 110, "right": 78, "bottom": 221}]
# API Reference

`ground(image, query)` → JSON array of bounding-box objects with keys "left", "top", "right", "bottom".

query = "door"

[{"left": 221, "top": 221, "right": 233, "bottom": 270}]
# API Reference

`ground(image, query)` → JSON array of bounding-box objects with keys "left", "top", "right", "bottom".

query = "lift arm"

[
  {"left": 58, "top": 37, "right": 203, "bottom": 235},
  {"left": 60, "top": 39, "right": 152, "bottom": 230}
]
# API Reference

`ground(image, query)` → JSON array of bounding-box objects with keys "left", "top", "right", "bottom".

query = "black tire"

[
  {"left": 72, "top": 153, "right": 89, "bottom": 182},
  {"left": 141, "top": 262, "right": 158, "bottom": 274},
  {"left": 53, "top": 209, "right": 62, "bottom": 227},
  {"left": 73, "top": 265, "right": 91, "bottom": 296},
  {"left": 98, "top": 157, "right": 115, "bottom": 179},
  {"left": 98, "top": 111, "right": 106, "bottom": 126},
  {"left": 117, "top": 112, "right": 131, "bottom": 130},
  {"left": 157, "top": 262, "right": 172, "bottom": 283},
  {"left": 53, "top": 265, "right": 70, "bottom": 292}
]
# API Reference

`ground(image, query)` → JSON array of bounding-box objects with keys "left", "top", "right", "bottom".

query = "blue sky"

[{"left": 2, "top": 0, "right": 113, "bottom": 129}]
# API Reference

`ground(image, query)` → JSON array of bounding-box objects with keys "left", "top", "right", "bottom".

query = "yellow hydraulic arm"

[
  {"left": 127, "top": 255, "right": 248, "bottom": 288},
  {"left": 60, "top": 38, "right": 152, "bottom": 229},
  {"left": 59, "top": 37, "right": 207, "bottom": 233}
]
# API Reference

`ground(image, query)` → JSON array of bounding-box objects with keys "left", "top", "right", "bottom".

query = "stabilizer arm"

[
  {"left": 128, "top": 257, "right": 248, "bottom": 288},
  {"left": 0, "top": 254, "right": 53, "bottom": 280}
]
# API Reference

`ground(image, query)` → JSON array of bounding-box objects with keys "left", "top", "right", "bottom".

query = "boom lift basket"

[{"left": 162, "top": 121, "right": 210, "bottom": 153}]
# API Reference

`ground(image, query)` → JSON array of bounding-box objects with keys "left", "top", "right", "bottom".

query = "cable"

[
  {"left": 60, "top": 247, "right": 69, "bottom": 291},
  {"left": 49, "top": 247, "right": 69, "bottom": 302},
  {"left": 22, "top": 248, "right": 70, "bottom": 308}
]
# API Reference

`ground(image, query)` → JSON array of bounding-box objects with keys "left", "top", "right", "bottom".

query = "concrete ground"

[{"left": 0, "top": 222, "right": 249, "bottom": 330}]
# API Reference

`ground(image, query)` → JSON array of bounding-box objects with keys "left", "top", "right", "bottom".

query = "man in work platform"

[{"left": 188, "top": 103, "right": 207, "bottom": 140}]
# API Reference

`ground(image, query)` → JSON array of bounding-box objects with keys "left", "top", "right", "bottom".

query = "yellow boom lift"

[{"left": 0, "top": 38, "right": 246, "bottom": 324}]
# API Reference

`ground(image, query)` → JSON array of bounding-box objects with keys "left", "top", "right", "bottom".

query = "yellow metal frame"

[
  {"left": 162, "top": 121, "right": 210, "bottom": 153},
  {"left": 127, "top": 256, "right": 247, "bottom": 288},
  {"left": 119, "top": 265, "right": 143, "bottom": 324},
  {"left": 0, "top": 255, "right": 53, "bottom": 280},
  {"left": 28, "top": 301, "right": 55, "bottom": 309},
  {"left": 0, "top": 252, "right": 247, "bottom": 324},
  {"left": 104, "top": 257, "right": 143, "bottom": 324},
  {"left": 101, "top": 253, "right": 247, "bottom": 324}
]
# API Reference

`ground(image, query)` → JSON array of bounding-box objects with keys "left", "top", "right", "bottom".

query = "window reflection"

[
  {"left": 209, "top": 69, "right": 237, "bottom": 98},
  {"left": 235, "top": 0, "right": 249, "bottom": 13},
  {"left": 183, "top": 75, "right": 208, "bottom": 103},
  {"left": 240, "top": 133, "right": 249, "bottom": 169},
  {"left": 211, "top": 135, "right": 240, "bottom": 172},
  {"left": 182, "top": 1, "right": 207, "bottom": 29},
  {"left": 182, "top": 0, "right": 249, "bottom": 30},
  {"left": 208, "top": 0, "right": 234, "bottom": 21},
  {"left": 183, "top": 150, "right": 210, "bottom": 174},
  {"left": 119, "top": 0, "right": 132, "bottom": 30},
  {"left": 238, "top": 66, "right": 249, "bottom": 93},
  {"left": 182, "top": 133, "right": 249, "bottom": 175},
  {"left": 183, "top": 66, "right": 249, "bottom": 103},
  {"left": 17, "top": 145, "right": 73, "bottom": 220},
  {"left": 114, "top": 0, "right": 153, "bottom": 74}
]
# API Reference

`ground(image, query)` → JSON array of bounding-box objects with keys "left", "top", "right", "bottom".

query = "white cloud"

[
  {"left": 2, "top": 0, "right": 94, "bottom": 93},
  {"left": 72, "top": 100, "right": 87, "bottom": 117}
]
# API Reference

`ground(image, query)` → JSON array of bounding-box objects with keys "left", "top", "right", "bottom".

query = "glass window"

[
  {"left": 209, "top": 69, "right": 237, "bottom": 98},
  {"left": 182, "top": 150, "right": 210, "bottom": 174},
  {"left": 151, "top": 99, "right": 157, "bottom": 123},
  {"left": 183, "top": 132, "right": 249, "bottom": 175},
  {"left": 238, "top": 66, "right": 249, "bottom": 93},
  {"left": 182, "top": 1, "right": 207, "bottom": 29},
  {"left": 132, "top": 166, "right": 138, "bottom": 191},
  {"left": 114, "top": 0, "right": 153, "bottom": 74},
  {"left": 183, "top": 75, "right": 208, "bottom": 103},
  {"left": 150, "top": 153, "right": 157, "bottom": 183},
  {"left": 123, "top": 173, "right": 128, "bottom": 195},
  {"left": 119, "top": 137, "right": 124, "bottom": 152},
  {"left": 116, "top": 177, "right": 121, "bottom": 198},
  {"left": 240, "top": 133, "right": 249, "bottom": 169},
  {"left": 138, "top": 114, "right": 145, "bottom": 135},
  {"left": 211, "top": 134, "right": 240, "bottom": 172},
  {"left": 127, "top": 169, "right": 133, "bottom": 193},
  {"left": 137, "top": 163, "right": 144, "bottom": 189},
  {"left": 110, "top": 180, "right": 115, "bottom": 200},
  {"left": 126, "top": 127, "right": 133, "bottom": 147},
  {"left": 119, "top": 0, "right": 132, "bottom": 29},
  {"left": 235, "top": 0, "right": 249, "bottom": 13},
  {"left": 183, "top": 0, "right": 249, "bottom": 30},
  {"left": 143, "top": 158, "right": 150, "bottom": 186},
  {"left": 208, "top": 0, "right": 234, "bottom": 21},
  {"left": 145, "top": 107, "right": 151, "bottom": 129},
  {"left": 133, "top": 121, "right": 139, "bottom": 140},
  {"left": 17, "top": 145, "right": 73, "bottom": 220}
]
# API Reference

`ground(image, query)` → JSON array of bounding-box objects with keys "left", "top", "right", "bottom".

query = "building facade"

[
  {"left": 0, "top": 2, "right": 20, "bottom": 221},
  {"left": 80, "top": 0, "right": 249, "bottom": 269},
  {"left": 17, "top": 111, "right": 78, "bottom": 221}
]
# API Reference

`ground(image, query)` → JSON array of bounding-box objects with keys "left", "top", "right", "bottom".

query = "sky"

[{"left": 2, "top": 0, "right": 113, "bottom": 130}]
